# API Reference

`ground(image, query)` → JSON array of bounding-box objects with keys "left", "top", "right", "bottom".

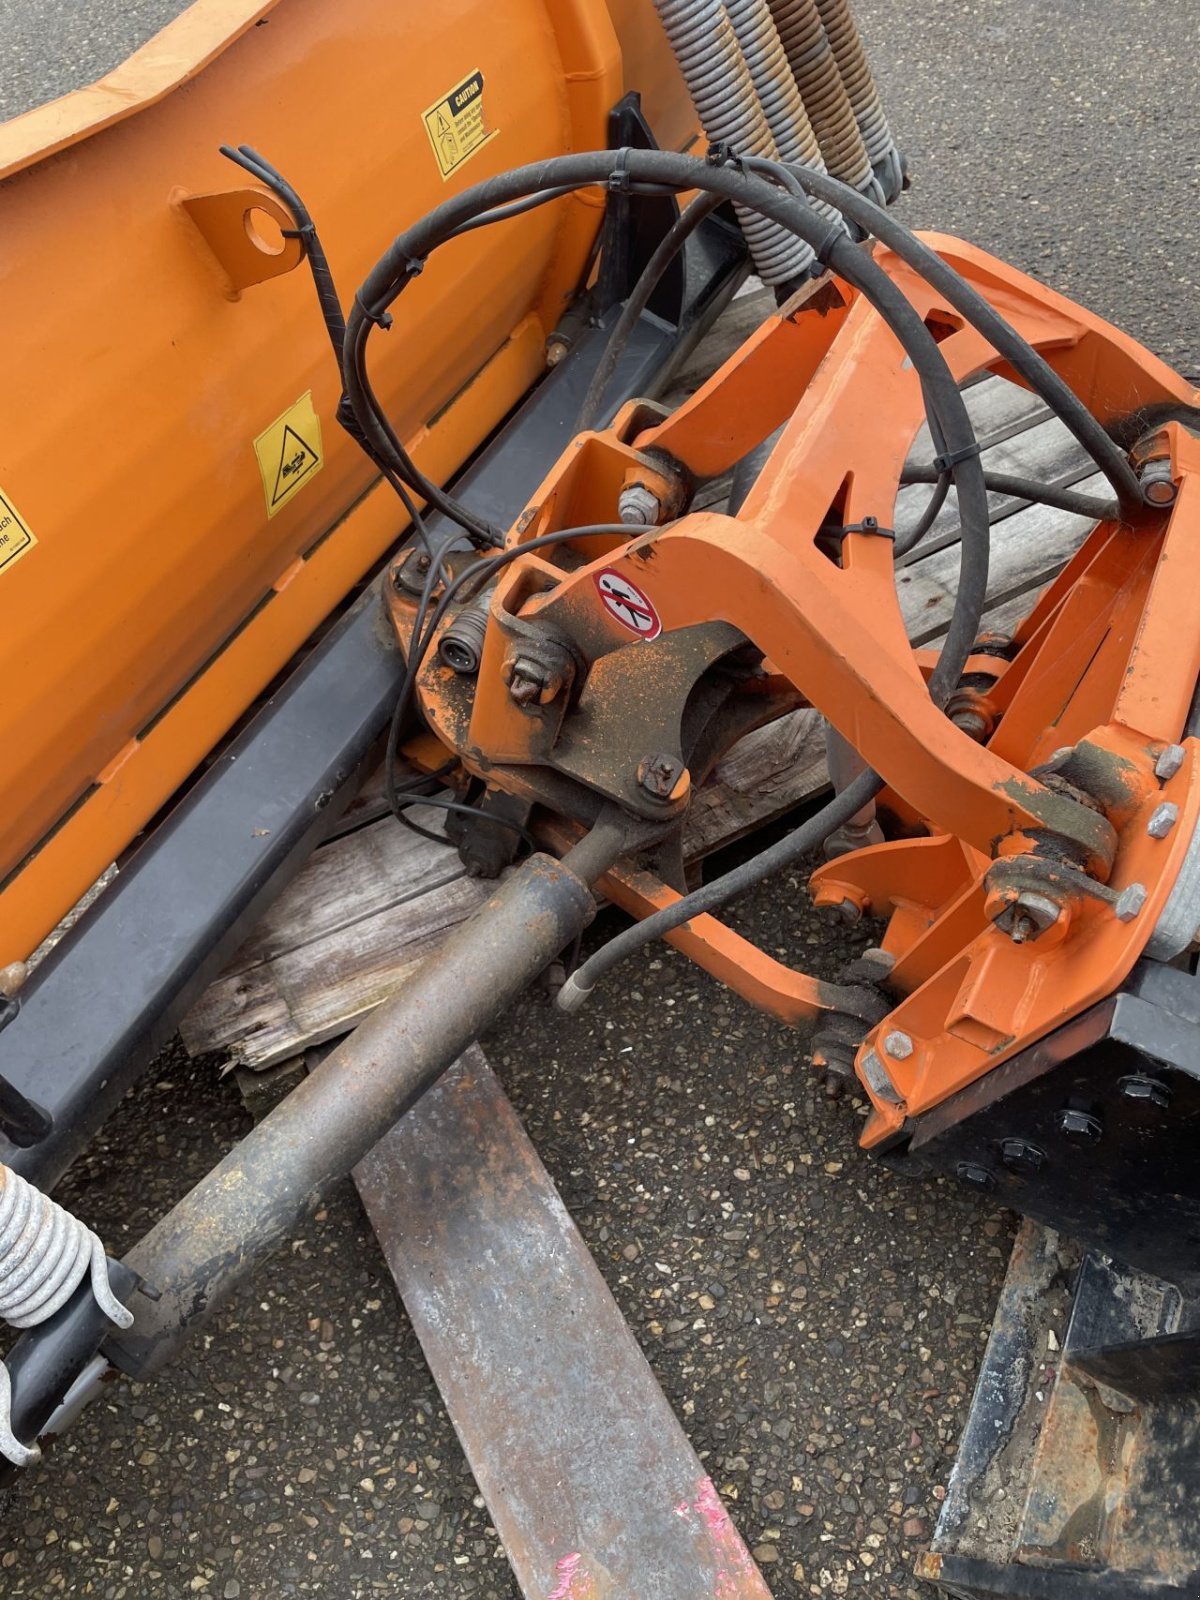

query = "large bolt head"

[
  {"left": 1147, "top": 802, "right": 1179, "bottom": 839},
  {"left": 883, "top": 1030, "right": 914, "bottom": 1060},
  {"left": 1114, "top": 882, "right": 1147, "bottom": 922},
  {"left": 956, "top": 1162, "right": 997, "bottom": 1192},
  {"left": 1155, "top": 744, "right": 1186, "bottom": 781},
  {"left": 1000, "top": 1137, "right": 1045, "bottom": 1175}
]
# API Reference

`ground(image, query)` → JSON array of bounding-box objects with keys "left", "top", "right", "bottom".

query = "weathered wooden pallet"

[{"left": 181, "top": 290, "right": 1101, "bottom": 1069}]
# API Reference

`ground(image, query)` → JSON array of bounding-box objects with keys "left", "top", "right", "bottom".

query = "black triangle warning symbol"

[{"left": 271, "top": 424, "right": 320, "bottom": 506}]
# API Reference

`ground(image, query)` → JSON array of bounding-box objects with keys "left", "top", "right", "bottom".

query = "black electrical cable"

[
  {"left": 221, "top": 146, "right": 500, "bottom": 548},
  {"left": 556, "top": 768, "right": 882, "bottom": 1011},
  {"left": 900, "top": 463, "right": 1118, "bottom": 522},
  {"left": 576, "top": 192, "right": 725, "bottom": 432},
  {"left": 894, "top": 474, "right": 951, "bottom": 559},
  {"left": 740, "top": 154, "right": 1146, "bottom": 521}
]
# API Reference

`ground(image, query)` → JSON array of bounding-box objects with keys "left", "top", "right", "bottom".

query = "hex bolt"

[
  {"left": 956, "top": 1162, "right": 996, "bottom": 1192},
  {"left": 1000, "top": 1137, "right": 1045, "bottom": 1176},
  {"left": 618, "top": 482, "right": 662, "bottom": 526},
  {"left": 883, "top": 1030, "right": 913, "bottom": 1060},
  {"left": 636, "top": 752, "right": 686, "bottom": 802},
  {"left": 1056, "top": 1107, "right": 1102, "bottom": 1143},
  {"left": 1147, "top": 802, "right": 1179, "bottom": 839},
  {"left": 1155, "top": 744, "right": 1186, "bottom": 782},
  {"left": 1118, "top": 1073, "right": 1172, "bottom": 1110},
  {"left": 1114, "top": 882, "right": 1147, "bottom": 922},
  {"left": 951, "top": 708, "right": 988, "bottom": 742},
  {"left": 507, "top": 657, "right": 550, "bottom": 707}
]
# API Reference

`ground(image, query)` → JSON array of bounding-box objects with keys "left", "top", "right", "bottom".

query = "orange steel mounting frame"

[{"left": 392, "top": 234, "right": 1200, "bottom": 1150}]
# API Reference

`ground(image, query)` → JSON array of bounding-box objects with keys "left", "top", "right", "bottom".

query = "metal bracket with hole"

[{"left": 175, "top": 186, "right": 303, "bottom": 297}]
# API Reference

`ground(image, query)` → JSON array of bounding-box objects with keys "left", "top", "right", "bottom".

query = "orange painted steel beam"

[{"left": 0, "top": 0, "right": 696, "bottom": 963}]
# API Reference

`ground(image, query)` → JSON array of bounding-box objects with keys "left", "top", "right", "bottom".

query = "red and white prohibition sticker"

[{"left": 593, "top": 568, "right": 662, "bottom": 640}]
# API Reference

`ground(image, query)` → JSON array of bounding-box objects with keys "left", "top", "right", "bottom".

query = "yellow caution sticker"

[
  {"left": 422, "top": 70, "right": 497, "bottom": 181},
  {"left": 254, "top": 391, "right": 323, "bottom": 518},
  {"left": 0, "top": 487, "right": 36, "bottom": 579}
]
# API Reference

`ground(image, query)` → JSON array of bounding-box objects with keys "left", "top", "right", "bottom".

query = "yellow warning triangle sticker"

[
  {"left": 271, "top": 424, "right": 320, "bottom": 505},
  {"left": 253, "top": 392, "right": 324, "bottom": 518}
]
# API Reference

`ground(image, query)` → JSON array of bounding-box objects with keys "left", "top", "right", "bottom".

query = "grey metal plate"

[{"left": 355, "top": 1047, "right": 773, "bottom": 1600}]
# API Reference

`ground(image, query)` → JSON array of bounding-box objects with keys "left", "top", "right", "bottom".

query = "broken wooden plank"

[{"left": 355, "top": 1046, "right": 774, "bottom": 1600}]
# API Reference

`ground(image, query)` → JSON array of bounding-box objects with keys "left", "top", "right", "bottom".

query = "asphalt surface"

[{"left": 2, "top": 2, "right": 1199, "bottom": 1597}]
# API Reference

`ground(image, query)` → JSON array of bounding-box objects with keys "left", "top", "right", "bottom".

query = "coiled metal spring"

[
  {"left": 814, "top": 0, "right": 903, "bottom": 199},
  {"left": 723, "top": 0, "right": 843, "bottom": 240},
  {"left": 652, "top": 0, "right": 817, "bottom": 284},
  {"left": 768, "top": 0, "right": 876, "bottom": 193},
  {"left": 0, "top": 1162, "right": 132, "bottom": 1468}
]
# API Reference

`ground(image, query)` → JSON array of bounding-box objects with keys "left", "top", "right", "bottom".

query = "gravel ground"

[{"left": 2, "top": 2, "right": 1198, "bottom": 1597}]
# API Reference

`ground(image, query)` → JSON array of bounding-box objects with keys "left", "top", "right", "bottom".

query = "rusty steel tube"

[
  {"left": 104, "top": 843, "right": 614, "bottom": 1377},
  {"left": 767, "top": 0, "right": 874, "bottom": 192}
]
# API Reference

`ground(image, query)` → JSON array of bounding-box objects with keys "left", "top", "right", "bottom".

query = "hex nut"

[
  {"left": 1118, "top": 1073, "right": 1172, "bottom": 1110},
  {"left": 956, "top": 1162, "right": 996, "bottom": 1192},
  {"left": 883, "top": 1030, "right": 914, "bottom": 1060},
  {"left": 618, "top": 482, "right": 662, "bottom": 527},
  {"left": 1147, "top": 802, "right": 1179, "bottom": 839},
  {"left": 636, "top": 752, "right": 686, "bottom": 802},
  {"left": 1000, "top": 1137, "right": 1045, "bottom": 1175},
  {"left": 1155, "top": 744, "right": 1186, "bottom": 782},
  {"left": 1056, "top": 1107, "right": 1102, "bottom": 1142},
  {"left": 1114, "top": 882, "right": 1147, "bottom": 922}
]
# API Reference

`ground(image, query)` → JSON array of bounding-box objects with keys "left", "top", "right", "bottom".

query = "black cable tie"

[
  {"left": 811, "top": 219, "right": 846, "bottom": 267},
  {"left": 704, "top": 141, "right": 742, "bottom": 171},
  {"left": 280, "top": 222, "right": 317, "bottom": 246},
  {"left": 608, "top": 147, "right": 634, "bottom": 195},
  {"left": 354, "top": 291, "right": 394, "bottom": 332},
  {"left": 843, "top": 516, "right": 895, "bottom": 540},
  {"left": 932, "top": 441, "right": 983, "bottom": 474}
]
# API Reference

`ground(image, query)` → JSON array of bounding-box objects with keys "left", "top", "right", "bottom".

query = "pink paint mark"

[
  {"left": 674, "top": 1498, "right": 692, "bottom": 1519},
  {"left": 686, "top": 1477, "right": 771, "bottom": 1599},
  {"left": 547, "top": 1552, "right": 584, "bottom": 1600},
  {"left": 694, "top": 1476, "right": 732, "bottom": 1536}
]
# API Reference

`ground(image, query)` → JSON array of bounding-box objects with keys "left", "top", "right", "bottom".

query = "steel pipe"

[{"left": 105, "top": 831, "right": 624, "bottom": 1377}]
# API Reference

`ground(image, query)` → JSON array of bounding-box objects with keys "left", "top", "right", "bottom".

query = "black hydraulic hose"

[
  {"left": 343, "top": 148, "right": 991, "bottom": 707},
  {"left": 742, "top": 156, "right": 1146, "bottom": 520},
  {"left": 576, "top": 192, "right": 726, "bottom": 432},
  {"left": 900, "top": 463, "right": 1118, "bottom": 523},
  {"left": 894, "top": 473, "right": 950, "bottom": 559},
  {"left": 557, "top": 769, "right": 883, "bottom": 1011}
]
